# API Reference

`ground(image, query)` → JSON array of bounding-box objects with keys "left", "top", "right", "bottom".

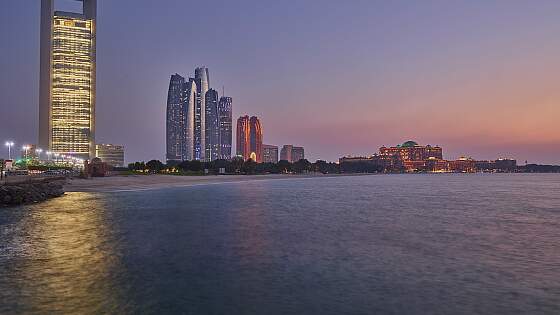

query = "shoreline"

[{"left": 65, "top": 173, "right": 357, "bottom": 193}]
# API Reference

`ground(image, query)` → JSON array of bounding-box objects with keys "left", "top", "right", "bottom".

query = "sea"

[{"left": 1, "top": 174, "right": 559, "bottom": 314}]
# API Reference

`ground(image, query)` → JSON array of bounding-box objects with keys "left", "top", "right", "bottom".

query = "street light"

[
  {"left": 36, "top": 148, "right": 43, "bottom": 160},
  {"left": 5, "top": 141, "right": 14, "bottom": 160},
  {"left": 22, "top": 145, "right": 31, "bottom": 160}
]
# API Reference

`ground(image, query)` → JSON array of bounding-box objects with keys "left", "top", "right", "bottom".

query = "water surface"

[{"left": 1, "top": 174, "right": 559, "bottom": 314}]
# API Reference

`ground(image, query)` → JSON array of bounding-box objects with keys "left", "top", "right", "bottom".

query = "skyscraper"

[
  {"left": 236, "top": 116, "right": 250, "bottom": 161},
  {"left": 39, "top": 0, "right": 97, "bottom": 160},
  {"left": 249, "top": 116, "right": 263, "bottom": 163},
  {"left": 218, "top": 96, "right": 233, "bottom": 160},
  {"left": 184, "top": 78, "right": 197, "bottom": 160},
  {"left": 204, "top": 89, "right": 220, "bottom": 161},
  {"left": 194, "top": 67, "right": 209, "bottom": 161},
  {"left": 166, "top": 74, "right": 186, "bottom": 162}
]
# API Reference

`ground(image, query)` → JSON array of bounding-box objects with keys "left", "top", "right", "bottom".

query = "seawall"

[{"left": 0, "top": 178, "right": 65, "bottom": 207}]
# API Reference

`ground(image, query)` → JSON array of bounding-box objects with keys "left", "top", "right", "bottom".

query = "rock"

[{"left": 0, "top": 180, "right": 66, "bottom": 207}]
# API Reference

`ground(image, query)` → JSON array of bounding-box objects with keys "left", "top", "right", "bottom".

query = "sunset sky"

[{"left": 1, "top": 0, "right": 559, "bottom": 163}]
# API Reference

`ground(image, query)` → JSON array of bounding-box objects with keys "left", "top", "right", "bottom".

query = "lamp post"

[
  {"left": 36, "top": 149, "right": 43, "bottom": 161},
  {"left": 5, "top": 141, "right": 14, "bottom": 159},
  {"left": 22, "top": 145, "right": 30, "bottom": 160}
]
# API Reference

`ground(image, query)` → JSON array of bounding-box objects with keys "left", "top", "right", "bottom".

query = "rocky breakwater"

[{"left": 0, "top": 179, "right": 66, "bottom": 207}]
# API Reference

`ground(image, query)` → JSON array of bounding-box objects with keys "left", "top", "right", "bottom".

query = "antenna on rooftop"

[{"left": 222, "top": 86, "right": 225, "bottom": 96}]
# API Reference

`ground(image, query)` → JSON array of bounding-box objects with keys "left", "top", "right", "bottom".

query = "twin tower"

[{"left": 166, "top": 68, "right": 233, "bottom": 162}]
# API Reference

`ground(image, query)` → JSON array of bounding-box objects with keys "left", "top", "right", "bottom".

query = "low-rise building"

[
  {"left": 263, "top": 144, "right": 279, "bottom": 163},
  {"left": 95, "top": 144, "right": 125, "bottom": 168},
  {"left": 280, "top": 145, "right": 305, "bottom": 163}
]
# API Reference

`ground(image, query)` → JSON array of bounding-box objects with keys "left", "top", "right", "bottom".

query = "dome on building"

[{"left": 401, "top": 141, "right": 419, "bottom": 147}]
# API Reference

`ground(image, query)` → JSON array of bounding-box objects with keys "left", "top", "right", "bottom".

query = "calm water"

[{"left": 1, "top": 174, "right": 559, "bottom": 314}]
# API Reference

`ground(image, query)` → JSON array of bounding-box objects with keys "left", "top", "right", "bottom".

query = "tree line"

[{"left": 127, "top": 157, "right": 361, "bottom": 175}]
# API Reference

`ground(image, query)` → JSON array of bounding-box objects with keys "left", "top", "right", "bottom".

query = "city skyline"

[{"left": 2, "top": 1, "right": 560, "bottom": 163}]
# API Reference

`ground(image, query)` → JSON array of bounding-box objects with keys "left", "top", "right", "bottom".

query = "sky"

[{"left": 1, "top": 0, "right": 559, "bottom": 164}]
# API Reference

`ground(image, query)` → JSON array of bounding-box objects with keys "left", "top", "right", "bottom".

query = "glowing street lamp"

[
  {"left": 36, "top": 148, "right": 43, "bottom": 160},
  {"left": 5, "top": 141, "right": 14, "bottom": 160},
  {"left": 46, "top": 151, "right": 52, "bottom": 161},
  {"left": 22, "top": 145, "right": 31, "bottom": 160}
]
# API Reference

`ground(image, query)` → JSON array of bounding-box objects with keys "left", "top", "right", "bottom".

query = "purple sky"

[{"left": 1, "top": 0, "right": 560, "bottom": 163}]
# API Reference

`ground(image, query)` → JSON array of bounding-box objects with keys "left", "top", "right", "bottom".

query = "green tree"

[
  {"left": 242, "top": 159, "right": 257, "bottom": 174},
  {"left": 146, "top": 160, "right": 164, "bottom": 173},
  {"left": 277, "top": 160, "right": 292, "bottom": 173}
]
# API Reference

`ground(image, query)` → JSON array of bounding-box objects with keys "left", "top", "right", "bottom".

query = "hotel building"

[
  {"left": 280, "top": 145, "right": 305, "bottom": 163},
  {"left": 263, "top": 144, "right": 279, "bottom": 163},
  {"left": 236, "top": 116, "right": 263, "bottom": 162},
  {"left": 39, "top": 0, "right": 97, "bottom": 161}
]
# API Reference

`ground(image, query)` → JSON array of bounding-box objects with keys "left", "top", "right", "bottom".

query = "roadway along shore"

[{"left": 65, "top": 173, "right": 361, "bottom": 193}]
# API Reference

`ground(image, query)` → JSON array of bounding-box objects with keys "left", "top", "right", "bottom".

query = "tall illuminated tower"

[
  {"left": 249, "top": 116, "right": 263, "bottom": 163},
  {"left": 218, "top": 96, "right": 233, "bottom": 160},
  {"left": 194, "top": 67, "right": 209, "bottom": 161},
  {"left": 236, "top": 116, "right": 250, "bottom": 161},
  {"left": 166, "top": 74, "right": 186, "bottom": 162},
  {"left": 236, "top": 115, "right": 263, "bottom": 162},
  {"left": 39, "top": 0, "right": 97, "bottom": 160},
  {"left": 204, "top": 89, "right": 220, "bottom": 161}
]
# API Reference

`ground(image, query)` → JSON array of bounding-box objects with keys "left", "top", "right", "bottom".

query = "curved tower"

[
  {"left": 184, "top": 78, "right": 197, "bottom": 160},
  {"left": 166, "top": 74, "right": 186, "bottom": 162},
  {"left": 249, "top": 116, "right": 263, "bottom": 163},
  {"left": 236, "top": 116, "right": 250, "bottom": 161},
  {"left": 194, "top": 67, "right": 209, "bottom": 160}
]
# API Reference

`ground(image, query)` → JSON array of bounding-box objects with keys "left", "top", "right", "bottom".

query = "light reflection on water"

[
  {"left": 0, "top": 193, "right": 127, "bottom": 314},
  {"left": 0, "top": 174, "right": 559, "bottom": 314}
]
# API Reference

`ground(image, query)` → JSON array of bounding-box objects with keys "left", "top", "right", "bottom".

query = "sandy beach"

[{"left": 65, "top": 174, "right": 348, "bottom": 193}]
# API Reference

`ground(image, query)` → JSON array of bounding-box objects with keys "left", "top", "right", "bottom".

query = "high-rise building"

[
  {"left": 249, "top": 117, "right": 263, "bottom": 163},
  {"left": 236, "top": 116, "right": 250, "bottom": 160},
  {"left": 218, "top": 96, "right": 232, "bottom": 160},
  {"left": 166, "top": 74, "right": 186, "bottom": 162},
  {"left": 236, "top": 116, "right": 263, "bottom": 162},
  {"left": 95, "top": 144, "right": 125, "bottom": 167},
  {"left": 204, "top": 89, "right": 220, "bottom": 161},
  {"left": 194, "top": 67, "right": 209, "bottom": 161},
  {"left": 39, "top": 0, "right": 97, "bottom": 161},
  {"left": 263, "top": 145, "right": 279, "bottom": 163},
  {"left": 184, "top": 79, "right": 197, "bottom": 161},
  {"left": 280, "top": 145, "right": 305, "bottom": 163},
  {"left": 166, "top": 75, "right": 196, "bottom": 162}
]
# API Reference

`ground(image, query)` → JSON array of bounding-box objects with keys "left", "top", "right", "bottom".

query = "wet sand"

[{"left": 65, "top": 174, "right": 348, "bottom": 193}]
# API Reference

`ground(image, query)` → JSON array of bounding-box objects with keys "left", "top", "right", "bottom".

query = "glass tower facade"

[
  {"left": 218, "top": 97, "right": 233, "bottom": 160},
  {"left": 39, "top": 0, "right": 96, "bottom": 160},
  {"left": 249, "top": 116, "right": 263, "bottom": 163},
  {"left": 204, "top": 89, "right": 220, "bottom": 161},
  {"left": 166, "top": 75, "right": 196, "bottom": 162},
  {"left": 166, "top": 74, "right": 186, "bottom": 162},
  {"left": 236, "top": 116, "right": 251, "bottom": 160},
  {"left": 194, "top": 67, "right": 209, "bottom": 161}
]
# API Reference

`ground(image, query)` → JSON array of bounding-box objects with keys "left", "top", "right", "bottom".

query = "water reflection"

[
  {"left": 230, "top": 184, "right": 269, "bottom": 263},
  {"left": 0, "top": 193, "right": 125, "bottom": 314}
]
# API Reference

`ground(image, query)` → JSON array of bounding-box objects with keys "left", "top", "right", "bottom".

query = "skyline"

[{"left": 1, "top": 1, "right": 560, "bottom": 163}]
